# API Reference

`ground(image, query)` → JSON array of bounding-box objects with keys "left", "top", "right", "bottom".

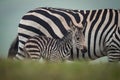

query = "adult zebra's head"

[{"left": 69, "top": 21, "right": 87, "bottom": 54}]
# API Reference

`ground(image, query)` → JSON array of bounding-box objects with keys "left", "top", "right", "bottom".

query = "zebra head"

[{"left": 69, "top": 21, "right": 87, "bottom": 54}]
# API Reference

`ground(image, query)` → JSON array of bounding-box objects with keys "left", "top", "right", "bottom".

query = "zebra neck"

[
  {"left": 59, "top": 32, "right": 73, "bottom": 56},
  {"left": 59, "top": 31, "right": 72, "bottom": 47}
]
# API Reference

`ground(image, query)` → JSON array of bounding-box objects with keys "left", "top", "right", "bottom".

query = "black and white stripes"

[
  {"left": 17, "top": 7, "right": 84, "bottom": 60},
  {"left": 82, "top": 9, "right": 120, "bottom": 62},
  {"left": 9, "top": 7, "right": 120, "bottom": 62},
  {"left": 23, "top": 23, "right": 85, "bottom": 62}
]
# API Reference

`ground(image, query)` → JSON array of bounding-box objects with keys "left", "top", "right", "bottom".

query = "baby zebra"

[{"left": 24, "top": 22, "right": 86, "bottom": 62}]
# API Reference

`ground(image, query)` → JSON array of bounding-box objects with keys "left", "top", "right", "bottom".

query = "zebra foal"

[{"left": 23, "top": 22, "right": 85, "bottom": 62}]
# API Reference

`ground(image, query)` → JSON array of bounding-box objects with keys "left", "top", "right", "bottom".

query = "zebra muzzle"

[{"left": 81, "top": 46, "right": 87, "bottom": 53}]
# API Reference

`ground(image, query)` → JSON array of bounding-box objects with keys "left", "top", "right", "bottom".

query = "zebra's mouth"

[
  {"left": 81, "top": 48, "right": 87, "bottom": 54},
  {"left": 75, "top": 47, "right": 87, "bottom": 54}
]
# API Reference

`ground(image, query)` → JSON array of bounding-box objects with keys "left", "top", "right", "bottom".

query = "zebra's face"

[
  {"left": 69, "top": 21, "right": 87, "bottom": 54},
  {"left": 73, "top": 27, "right": 87, "bottom": 53}
]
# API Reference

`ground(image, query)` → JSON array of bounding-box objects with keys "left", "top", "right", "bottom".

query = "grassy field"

[{"left": 0, "top": 59, "right": 120, "bottom": 80}]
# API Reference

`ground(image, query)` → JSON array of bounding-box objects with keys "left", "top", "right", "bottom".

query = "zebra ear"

[
  {"left": 67, "top": 30, "right": 72, "bottom": 33},
  {"left": 69, "top": 21, "right": 76, "bottom": 31}
]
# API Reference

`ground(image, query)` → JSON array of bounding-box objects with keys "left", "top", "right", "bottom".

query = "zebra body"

[
  {"left": 10, "top": 7, "right": 120, "bottom": 62},
  {"left": 24, "top": 35, "right": 70, "bottom": 62},
  {"left": 24, "top": 24, "right": 85, "bottom": 62}
]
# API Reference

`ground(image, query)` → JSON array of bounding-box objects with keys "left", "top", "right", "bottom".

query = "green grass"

[{"left": 0, "top": 59, "right": 120, "bottom": 80}]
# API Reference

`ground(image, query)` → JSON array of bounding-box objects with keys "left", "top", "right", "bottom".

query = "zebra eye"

[{"left": 76, "top": 37, "right": 80, "bottom": 40}]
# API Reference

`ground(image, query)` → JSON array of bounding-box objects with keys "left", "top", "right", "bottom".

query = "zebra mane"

[
  {"left": 60, "top": 30, "right": 72, "bottom": 40},
  {"left": 58, "top": 30, "right": 73, "bottom": 46}
]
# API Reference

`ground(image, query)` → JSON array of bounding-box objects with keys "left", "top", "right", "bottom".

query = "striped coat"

[{"left": 8, "top": 7, "right": 120, "bottom": 62}]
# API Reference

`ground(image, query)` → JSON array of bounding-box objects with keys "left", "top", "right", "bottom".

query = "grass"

[{"left": 0, "top": 59, "right": 120, "bottom": 80}]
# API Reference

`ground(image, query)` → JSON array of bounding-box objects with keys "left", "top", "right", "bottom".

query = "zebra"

[
  {"left": 8, "top": 7, "right": 120, "bottom": 62},
  {"left": 23, "top": 22, "right": 85, "bottom": 62}
]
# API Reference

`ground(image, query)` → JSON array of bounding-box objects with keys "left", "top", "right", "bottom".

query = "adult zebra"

[
  {"left": 8, "top": 7, "right": 120, "bottom": 62},
  {"left": 24, "top": 22, "right": 85, "bottom": 62}
]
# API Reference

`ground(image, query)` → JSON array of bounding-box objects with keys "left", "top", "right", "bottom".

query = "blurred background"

[{"left": 0, "top": 0, "right": 120, "bottom": 62}]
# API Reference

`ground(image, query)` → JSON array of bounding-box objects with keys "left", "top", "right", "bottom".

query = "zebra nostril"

[{"left": 81, "top": 47, "right": 87, "bottom": 53}]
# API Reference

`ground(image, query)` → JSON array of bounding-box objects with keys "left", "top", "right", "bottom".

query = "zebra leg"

[
  {"left": 48, "top": 50, "right": 63, "bottom": 62},
  {"left": 24, "top": 48, "right": 42, "bottom": 61},
  {"left": 108, "top": 27, "right": 120, "bottom": 62},
  {"left": 108, "top": 47, "right": 120, "bottom": 62},
  {"left": 24, "top": 41, "right": 42, "bottom": 61}
]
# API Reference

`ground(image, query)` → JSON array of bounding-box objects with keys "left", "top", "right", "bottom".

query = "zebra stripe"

[
  {"left": 108, "top": 26, "right": 120, "bottom": 61},
  {"left": 84, "top": 9, "right": 118, "bottom": 58},
  {"left": 80, "top": 9, "right": 120, "bottom": 62},
  {"left": 24, "top": 24, "right": 85, "bottom": 62},
  {"left": 13, "top": 7, "right": 120, "bottom": 62}
]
